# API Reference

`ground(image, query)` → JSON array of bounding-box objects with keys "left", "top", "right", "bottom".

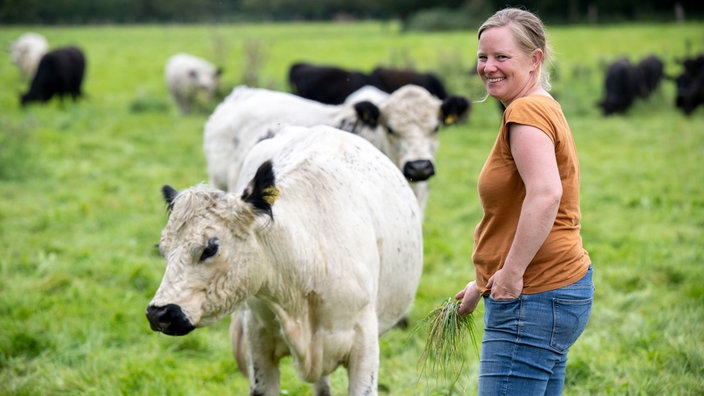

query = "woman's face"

[{"left": 477, "top": 25, "right": 541, "bottom": 106}]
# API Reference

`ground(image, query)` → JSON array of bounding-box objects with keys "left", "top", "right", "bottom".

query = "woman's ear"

[{"left": 531, "top": 49, "right": 544, "bottom": 71}]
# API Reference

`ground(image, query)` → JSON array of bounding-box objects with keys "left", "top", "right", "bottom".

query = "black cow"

[
  {"left": 636, "top": 54, "right": 665, "bottom": 98},
  {"left": 599, "top": 58, "right": 641, "bottom": 116},
  {"left": 20, "top": 46, "right": 86, "bottom": 106},
  {"left": 370, "top": 67, "right": 448, "bottom": 99},
  {"left": 674, "top": 54, "right": 704, "bottom": 115},
  {"left": 288, "top": 62, "right": 373, "bottom": 105}
]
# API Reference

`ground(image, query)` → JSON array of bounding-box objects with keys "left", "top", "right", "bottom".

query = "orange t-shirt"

[{"left": 472, "top": 95, "right": 590, "bottom": 294}]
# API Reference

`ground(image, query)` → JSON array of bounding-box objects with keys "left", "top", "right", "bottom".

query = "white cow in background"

[
  {"left": 147, "top": 125, "right": 424, "bottom": 396},
  {"left": 10, "top": 32, "right": 49, "bottom": 79},
  {"left": 165, "top": 53, "right": 222, "bottom": 114},
  {"left": 203, "top": 85, "right": 470, "bottom": 213}
]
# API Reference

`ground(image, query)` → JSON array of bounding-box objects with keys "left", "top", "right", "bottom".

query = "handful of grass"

[{"left": 418, "top": 298, "right": 479, "bottom": 383}]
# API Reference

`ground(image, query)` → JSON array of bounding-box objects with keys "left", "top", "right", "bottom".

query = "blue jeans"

[{"left": 478, "top": 266, "right": 594, "bottom": 396}]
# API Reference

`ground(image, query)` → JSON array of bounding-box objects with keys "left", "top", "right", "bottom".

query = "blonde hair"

[{"left": 478, "top": 8, "right": 553, "bottom": 91}]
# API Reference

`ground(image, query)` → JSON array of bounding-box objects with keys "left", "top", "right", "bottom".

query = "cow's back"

[
  {"left": 289, "top": 63, "right": 372, "bottom": 104},
  {"left": 237, "top": 126, "right": 423, "bottom": 333},
  {"left": 22, "top": 46, "right": 86, "bottom": 105},
  {"left": 203, "top": 86, "right": 348, "bottom": 191}
]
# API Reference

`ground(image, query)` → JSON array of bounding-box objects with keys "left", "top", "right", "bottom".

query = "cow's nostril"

[{"left": 403, "top": 160, "right": 435, "bottom": 182}]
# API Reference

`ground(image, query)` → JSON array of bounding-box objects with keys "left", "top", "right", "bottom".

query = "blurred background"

[{"left": 1, "top": 0, "right": 703, "bottom": 28}]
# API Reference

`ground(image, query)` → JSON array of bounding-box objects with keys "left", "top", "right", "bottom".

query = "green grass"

[{"left": 1, "top": 21, "right": 703, "bottom": 395}]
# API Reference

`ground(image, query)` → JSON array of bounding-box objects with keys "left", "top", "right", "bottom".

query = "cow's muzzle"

[
  {"left": 403, "top": 160, "right": 435, "bottom": 182},
  {"left": 146, "top": 304, "right": 195, "bottom": 336}
]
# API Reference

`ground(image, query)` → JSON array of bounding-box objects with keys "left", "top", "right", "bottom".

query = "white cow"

[
  {"left": 344, "top": 84, "right": 389, "bottom": 105},
  {"left": 165, "top": 53, "right": 222, "bottom": 114},
  {"left": 147, "top": 125, "right": 423, "bottom": 396},
  {"left": 10, "top": 32, "right": 48, "bottom": 79},
  {"left": 203, "top": 84, "right": 470, "bottom": 212}
]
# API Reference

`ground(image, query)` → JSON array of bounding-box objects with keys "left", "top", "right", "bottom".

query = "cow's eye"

[
  {"left": 386, "top": 126, "right": 395, "bottom": 135},
  {"left": 200, "top": 238, "right": 219, "bottom": 261}
]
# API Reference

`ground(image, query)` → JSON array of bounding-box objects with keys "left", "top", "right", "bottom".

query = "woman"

[{"left": 455, "top": 8, "right": 594, "bottom": 395}]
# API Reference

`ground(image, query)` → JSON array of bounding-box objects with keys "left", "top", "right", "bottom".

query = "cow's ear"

[
  {"left": 162, "top": 185, "right": 179, "bottom": 213},
  {"left": 353, "top": 101, "right": 380, "bottom": 127},
  {"left": 441, "top": 96, "right": 470, "bottom": 125},
  {"left": 241, "top": 160, "right": 278, "bottom": 219}
]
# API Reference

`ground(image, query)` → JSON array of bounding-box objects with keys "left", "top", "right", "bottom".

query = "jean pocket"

[
  {"left": 485, "top": 296, "right": 522, "bottom": 334},
  {"left": 550, "top": 297, "right": 593, "bottom": 353}
]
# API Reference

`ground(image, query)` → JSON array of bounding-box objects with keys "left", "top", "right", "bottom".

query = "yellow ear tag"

[
  {"left": 444, "top": 115, "right": 456, "bottom": 125},
  {"left": 262, "top": 186, "right": 280, "bottom": 205}
]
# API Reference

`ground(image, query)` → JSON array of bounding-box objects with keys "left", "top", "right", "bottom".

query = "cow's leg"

[
  {"left": 245, "top": 302, "right": 286, "bottom": 396},
  {"left": 313, "top": 375, "right": 331, "bottom": 396},
  {"left": 229, "top": 310, "right": 249, "bottom": 376},
  {"left": 347, "top": 309, "right": 379, "bottom": 396}
]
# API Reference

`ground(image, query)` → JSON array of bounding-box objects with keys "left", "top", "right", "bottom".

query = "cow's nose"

[
  {"left": 146, "top": 304, "right": 195, "bottom": 336},
  {"left": 403, "top": 160, "right": 435, "bottom": 182}
]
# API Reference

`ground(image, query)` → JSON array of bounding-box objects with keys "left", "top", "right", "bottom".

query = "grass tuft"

[{"left": 417, "top": 298, "right": 479, "bottom": 385}]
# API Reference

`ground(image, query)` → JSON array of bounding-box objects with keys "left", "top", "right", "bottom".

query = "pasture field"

[{"left": 1, "top": 21, "right": 703, "bottom": 395}]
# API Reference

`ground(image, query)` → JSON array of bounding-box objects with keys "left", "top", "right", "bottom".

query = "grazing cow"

[
  {"left": 147, "top": 125, "right": 424, "bottom": 396},
  {"left": 636, "top": 54, "right": 665, "bottom": 98},
  {"left": 674, "top": 54, "right": 704, "bottom": 115},
  {"left": 598, "top": 58, "right": 641, "bottom": 116},
  {"left": 370, "top": 66, "right": 449, "bottom": 99},
  {"left": 165, "top": 53, "right": 222, "bottom": 114},
  {"left": 288, "top": 62, "right": 373, "bottom": 104},
  {"left": 20, "top": 46, "right": 86, "bottom": 106},
  {"left": 203, "top": 85, "right": 470, "bottom": 213},
  {"left": 10, "top": 32, "right": 48, "bottom": 79}
]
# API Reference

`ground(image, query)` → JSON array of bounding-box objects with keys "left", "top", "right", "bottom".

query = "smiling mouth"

[{"left": 486, "top": 77, "right": 505, "bottom": 83}]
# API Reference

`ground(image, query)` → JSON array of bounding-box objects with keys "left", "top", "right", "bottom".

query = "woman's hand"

[
  {"left": 486, "top": 268, "right": 523, "bottom": 300},
  {"left": 455, "top": 280, "right": 483, "bottom": 317}
]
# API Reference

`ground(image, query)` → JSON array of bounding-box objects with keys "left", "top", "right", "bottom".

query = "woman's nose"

[{"left": 483, "top": 59, "right": 497, "bottom": 74}]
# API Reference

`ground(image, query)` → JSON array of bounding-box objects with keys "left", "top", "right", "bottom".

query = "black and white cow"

[
  {"left": 147, "top": 125, "right": 423, "bottom": 396},
  {"left": 20, "top": 46, "right": 86, "bottom": 106},
  {"left": 203, "top": 85, "right": 470, "bottom": 213}
]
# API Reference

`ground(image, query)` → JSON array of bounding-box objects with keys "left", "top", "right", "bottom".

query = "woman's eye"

[{"left": 200, "top": 238, "right": 219, "bottom": 261}]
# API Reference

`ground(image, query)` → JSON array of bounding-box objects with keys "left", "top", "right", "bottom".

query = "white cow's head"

[
  {"left": 348, "top": 85, "right": 470, "bottom": 182},
  {"left": 189, "top": 66, "right": 222, "bottom": 99},
  {"left": 146, "top": 161, "right": 278, "bottom": 336}
]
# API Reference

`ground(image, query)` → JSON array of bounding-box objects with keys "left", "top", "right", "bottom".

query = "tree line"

[{"left": 1, "top": 0, "right": 702, "bottom": 28}]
